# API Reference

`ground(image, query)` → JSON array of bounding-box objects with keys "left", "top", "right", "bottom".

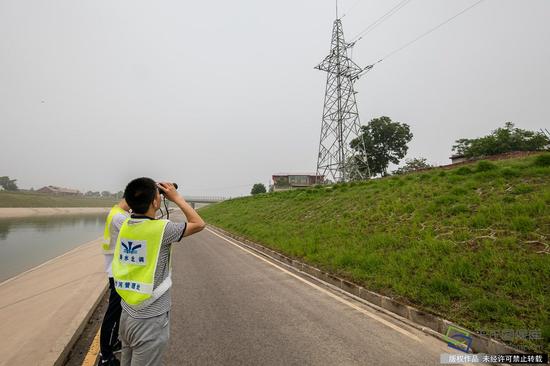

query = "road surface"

[{"left": 164, "top": 214, "right": 461, "bottom": 365}]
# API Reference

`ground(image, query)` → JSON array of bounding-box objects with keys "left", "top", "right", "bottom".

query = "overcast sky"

[{"left": 1, "top": 0, "right": 548, "bottom": 197}]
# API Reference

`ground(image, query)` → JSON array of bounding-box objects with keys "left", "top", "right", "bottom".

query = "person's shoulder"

[
  {"left": 111, "top": 212, "right": 129, "bottom": 229},
  {"left": 114, "top": 212, "right": 129, "bottom": 221},
  {"left": 162, "top": 220, "right": 186, "bottom": 244},
  {"left": 115, "top": 211, "right": 129, "bottom": 218}
]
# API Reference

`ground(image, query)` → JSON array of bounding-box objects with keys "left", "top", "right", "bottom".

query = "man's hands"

[
  {"left": 157, "top": 182, "right": 180, "bottom": 202},
  {"left": 156, "top": 181, "right": 205, "bottom": 236}
]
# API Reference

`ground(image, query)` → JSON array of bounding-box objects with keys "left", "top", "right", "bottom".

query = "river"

[{"left": 0, "top": 213, "right": 106, "bottom": 282}]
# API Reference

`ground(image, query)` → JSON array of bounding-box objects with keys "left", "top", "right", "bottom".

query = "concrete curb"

[
  {"left": 55, "top": 283, "right": 108, "bottom": 366},
  {"left": 207, "top": 225, "right": 523, "bottom": 355}
]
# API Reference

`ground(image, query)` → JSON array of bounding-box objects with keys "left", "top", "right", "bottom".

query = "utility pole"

[{"left": 315, "top": 17, "right": 371, "bottom": 183}]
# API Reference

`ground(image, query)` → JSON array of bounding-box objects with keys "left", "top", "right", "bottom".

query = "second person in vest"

[
  {"left": 99, "top": 199, "right": 130, "bottom": 366},
  {"left": 113, "top": 178, "right": 206, "bottom": 366}
]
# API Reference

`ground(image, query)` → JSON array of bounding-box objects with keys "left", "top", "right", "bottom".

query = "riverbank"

[
  {"left": 0, "top": 237, "right": 107, "bottom": 366},
  {"left": 0, "top": 191, "right": 117, "bottom": 208},
  {"left": 0, "top": 207, "right": 110, "bottom": 219}
]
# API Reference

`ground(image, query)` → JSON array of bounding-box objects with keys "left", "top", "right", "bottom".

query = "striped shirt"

[{"left": 112, "top": 214, "right": 186, "bottom": 319}]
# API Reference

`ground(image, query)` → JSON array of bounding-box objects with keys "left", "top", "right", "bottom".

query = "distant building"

[
  {"left": 449, "top": 154, "right": 467, "bottom": 164},
  {"left": 272, "top": 173, "right": 324, "bottom": 192},
  {"left": 37, "top": 185, "right": 81, "bottom": 196}
]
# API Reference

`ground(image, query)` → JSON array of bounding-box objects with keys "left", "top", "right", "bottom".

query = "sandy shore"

[{"left": 0, "top": 207, "right": 110, "bottom": 219}]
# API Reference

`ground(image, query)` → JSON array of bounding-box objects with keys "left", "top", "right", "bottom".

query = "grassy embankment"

[
  {"left": 0, "top": 191, "right": 118, "bottom": 207},
  {"left": 200, "top": 154, "right": 550, "bottom": 352}
]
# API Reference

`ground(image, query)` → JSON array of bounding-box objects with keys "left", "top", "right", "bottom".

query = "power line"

[
  {"left": 340, "top": 0, "right": 362, "bottom": 19},
  {"left": 380, "top": 0, "right": 486, "bottom": 62},
  {"left": 350, "top": 0, "right": 413, "bottom": 43},
  {"left": 358, "top": 0, "right": 487, "bottom": 76}
]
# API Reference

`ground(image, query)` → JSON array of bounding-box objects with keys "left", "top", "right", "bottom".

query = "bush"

[
  {"left": 250, "top": 183, "right": 267, "bottom": 195},
  {"left": 452, "top": 122, "right": 550, "bottom": 158}
]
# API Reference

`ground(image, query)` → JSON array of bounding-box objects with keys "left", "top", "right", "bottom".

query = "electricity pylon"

[{"left": 315, "top": 18, "right": 371, "bottom": 183}]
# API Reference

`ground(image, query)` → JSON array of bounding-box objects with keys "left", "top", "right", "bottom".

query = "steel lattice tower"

[{"left": 315, "top": 19, "right": 371, "bottom": 183}]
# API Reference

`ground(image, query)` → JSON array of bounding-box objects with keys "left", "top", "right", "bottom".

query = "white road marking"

[{"left": 206, "top": 228, "right": 421, "bottom": 342}]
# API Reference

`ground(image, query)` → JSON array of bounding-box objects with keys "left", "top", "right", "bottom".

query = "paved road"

[{"left": 165, "top": 216, "right": 462, "bottom": 365}]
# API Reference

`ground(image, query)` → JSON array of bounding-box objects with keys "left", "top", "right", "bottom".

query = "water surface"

[{"left": 0, "top": 213, "right": 106, "bottom": 282}]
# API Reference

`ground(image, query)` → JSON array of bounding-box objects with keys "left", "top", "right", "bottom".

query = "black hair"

[{"left": 124, "top": 177, "right": 159, "bottom": 214}]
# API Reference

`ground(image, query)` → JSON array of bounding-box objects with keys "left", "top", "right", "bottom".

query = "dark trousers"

[{"left": 100, "top": 277, "right": 122, "bottom": 360}]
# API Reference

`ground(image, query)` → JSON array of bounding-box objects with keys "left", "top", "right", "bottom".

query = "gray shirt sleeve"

[
  {"left": 110, "top": 213, "right": 129, "bottom": 246},
  {"left": 162, "top": 221, "right": 187, "bottom": 245}
]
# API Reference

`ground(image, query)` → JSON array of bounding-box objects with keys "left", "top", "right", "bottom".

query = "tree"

[
  {"left": 453, "top": 122, "right": 550, "bottom": 158},
  {"left": 350, "top": 116, "right": 413, "bottom": 177},
  {"left": 250, "top": 183, "right": 267, "bottom": 195},
  {"left": 101, "top": 190, "right": 112, "bottom": 197},
  {"left": 0, "top": 176, "right": 18, "bottom": 191},
  {"left": 393, "top": 157, "right": 433, "bottom": 175}
]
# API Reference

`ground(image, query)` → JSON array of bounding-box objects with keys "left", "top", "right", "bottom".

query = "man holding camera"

[{"left": 112, "top": 178, "right": 205, "bottom": 366}]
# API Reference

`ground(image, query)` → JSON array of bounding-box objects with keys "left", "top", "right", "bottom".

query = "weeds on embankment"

[{"left": 200, "top": 154, "right": 550, "bottom": 352}]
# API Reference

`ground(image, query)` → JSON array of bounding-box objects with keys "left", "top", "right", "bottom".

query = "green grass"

[
  {"left": 200, "top": 153, "right": 550, "bottom": 352},
  {"left": 0, "top": 191, "right": 118, "bottom": 207}
]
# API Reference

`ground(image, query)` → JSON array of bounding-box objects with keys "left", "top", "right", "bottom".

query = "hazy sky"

[{"left": 1, "top": 0, "right": 549, "bottom": 197}]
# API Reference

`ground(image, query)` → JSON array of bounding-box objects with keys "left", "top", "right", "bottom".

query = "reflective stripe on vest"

[
  {"left": 102, "top": 205, "right": 128, "bottom": 254},
  {"left": 112, "top": 218, "right": 170, "bottom": 309}
]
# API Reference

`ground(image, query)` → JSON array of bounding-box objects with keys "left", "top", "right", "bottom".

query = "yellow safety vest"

[
  {"left": 112, "top": 218, "right": 171, "bottom": 309},
  {"left": 102, "top": 205, "right": 128, "bottom": 254}
]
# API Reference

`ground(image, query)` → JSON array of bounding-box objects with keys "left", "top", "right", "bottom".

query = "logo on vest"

[{"left": 119, "top": 239, "right": 146, "bottom": 266}]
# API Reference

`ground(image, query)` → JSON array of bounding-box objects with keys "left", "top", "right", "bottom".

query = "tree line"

[
  {"left": 350, "top": 118, "right": 549, "bottom": 177},
  {"left": 0, "top": 177, "right": 18, "bottom": 191},
  {"left": 251, "top": 118, "right": 549, "bottom": 193},
  {"left": 0, "top": 178, "right": 123, "bottom": 199}
]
